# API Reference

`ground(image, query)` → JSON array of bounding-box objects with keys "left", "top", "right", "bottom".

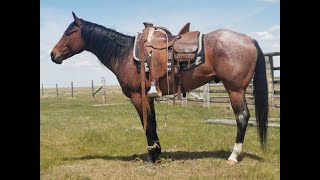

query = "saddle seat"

[
  {"left": 146, "top": 33, "right": 177, "bottom": 49},
  {"left": 145, "top": 22, "right": 191, "bottom": 49}
]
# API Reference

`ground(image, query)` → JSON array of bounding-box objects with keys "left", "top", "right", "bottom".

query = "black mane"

[{"left": 79, "top": 20, "right": 135, "bottom": 67}]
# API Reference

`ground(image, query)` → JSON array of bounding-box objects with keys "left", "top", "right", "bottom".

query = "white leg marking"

[{"left": 228, "top": 143, "right": 243, "bottom": 163}]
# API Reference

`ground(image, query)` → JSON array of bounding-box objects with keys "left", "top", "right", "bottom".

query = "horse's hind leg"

[
  {"left": 131, "top": 93, "right": 161, "bottom": 162},
  {"left": 227, "top": 90, "right": 250, "bottom": 163}
]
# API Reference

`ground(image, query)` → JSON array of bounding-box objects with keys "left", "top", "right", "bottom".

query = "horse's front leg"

[{"left": 131, "top": 92, "right": 161, "bottom": 163}]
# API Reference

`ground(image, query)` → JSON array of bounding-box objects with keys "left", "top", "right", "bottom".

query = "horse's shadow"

[{"left": 64, "top": 150, "right": 262, "bottom": 162}]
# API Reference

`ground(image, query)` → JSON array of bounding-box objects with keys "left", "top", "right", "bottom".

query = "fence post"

[
  {"left": 181, "top": 95, "right": 188, "bottom": 107},
  {"left": 203, "top": 83, "right": 210, "bottom": 107},
  {"left": 168, "top": 97, "right": 174, "bottom": 105},
  {"left": 101, "top": 77, "right": 106, "bottom": 103},
  {"left": 102, "top": 91, "right": 106, "bottom": 103},
  {"left": 199, "top": 85, "right": 204, "bottom": 98},
  {"left": 265, "top": 55, "right": 275, "bottom": 108},
  {"left": 56, "top": 84, "right": 59, "bottom": 99},
  {"left": 91, "top": 80, "right": 94, "bottom": 98},
  {"left": 41, "top": 83, "right": 44, "bottom": 96},
  {"left": 71, "top": 81, "right": 73, "bottom": 98}
]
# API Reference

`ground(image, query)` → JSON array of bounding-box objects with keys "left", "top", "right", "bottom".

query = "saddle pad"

[{"left": 133, "top": 33, "right": 143, "bottom": 61}]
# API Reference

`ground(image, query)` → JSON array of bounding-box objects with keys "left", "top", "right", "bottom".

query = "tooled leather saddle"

[{"left": 133, "top": 22, "right": 205, "bottom": 99}]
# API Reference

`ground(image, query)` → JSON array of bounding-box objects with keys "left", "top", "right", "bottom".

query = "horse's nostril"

[{"left": 50, "top": 52, "right": 54, "bottom": 58}]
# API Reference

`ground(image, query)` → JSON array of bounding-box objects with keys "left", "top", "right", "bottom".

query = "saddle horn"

[{"left": 143, "top": 22, "right": 153, "bottom": 28}]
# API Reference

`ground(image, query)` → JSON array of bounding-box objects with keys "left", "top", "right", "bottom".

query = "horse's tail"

[{"left": 251, "top": 38, "right": 268, "bottom": 149}]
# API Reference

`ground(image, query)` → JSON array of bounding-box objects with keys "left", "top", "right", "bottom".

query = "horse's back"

[
  {"left": 205, "top": 29, "right": 257, "bottom": 56},
  {"left": 204, "top": 29, "right": 258, "bottom": 89}
]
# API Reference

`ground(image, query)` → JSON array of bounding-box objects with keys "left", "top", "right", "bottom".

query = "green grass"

[{"left": 40, "top": 86, "right": 280, "bottom": 179}]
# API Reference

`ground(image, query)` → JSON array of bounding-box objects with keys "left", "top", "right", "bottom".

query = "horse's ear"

[{"left": 72, "top": 11, "right": 81, "bottom": 26}]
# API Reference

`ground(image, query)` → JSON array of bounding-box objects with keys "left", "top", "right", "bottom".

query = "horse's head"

[{"left": 50, "top": 12, "right": 85, "bottom": 64}]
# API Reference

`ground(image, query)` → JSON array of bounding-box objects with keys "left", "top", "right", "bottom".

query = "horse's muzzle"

[{"left": 50, "top": 51, "right": 63, "bottom": 64}]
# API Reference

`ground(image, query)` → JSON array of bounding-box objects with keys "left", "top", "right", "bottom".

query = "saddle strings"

[{"left": 165, "top": 31, "right": 169, "bottom": 127}]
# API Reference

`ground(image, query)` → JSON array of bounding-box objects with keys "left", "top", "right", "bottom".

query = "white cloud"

[
  {"left": 249, "top": 31, "right": 274, "bottom": 41},
  {"left": 269, "top": 25, "right": 280, "bottom": 32},
  {"left": 272, "top": 41, "right": 280, "bottom": 51},
  {"left": 247, "top": 24, "right": 280, "bottom": 42}
]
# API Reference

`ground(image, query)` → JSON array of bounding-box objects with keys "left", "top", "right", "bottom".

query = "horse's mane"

[{"left": 80, "top": 20, "right": 135, "bottom": 67}]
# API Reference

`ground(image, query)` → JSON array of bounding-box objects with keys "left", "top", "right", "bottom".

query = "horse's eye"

[{"left": 66, "top": 30, "right": 77, "bottom": 37}]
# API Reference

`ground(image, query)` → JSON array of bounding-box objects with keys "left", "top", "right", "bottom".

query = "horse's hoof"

[
  {"left": 146, "top": 141, "right": 161, "bottom": 163},
  {"left": 226, "top": 160, "right": 237, "bottom": 165},
  {"left": 145, "top": 155, "right": 157, "bottom": 163},
  {"left": 147, "top": 84, "right": 160, "bottom": 98},
  {"left": 147, "top": 92, "right": 159, "bottom": 98}
]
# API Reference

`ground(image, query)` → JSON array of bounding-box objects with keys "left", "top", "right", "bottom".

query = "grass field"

[{"left": 40, "top": 86, "right": 280, "bottom": 179}]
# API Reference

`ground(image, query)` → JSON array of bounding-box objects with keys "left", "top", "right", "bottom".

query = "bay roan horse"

[{"left": 51, "top": 12, "right": 268, "bottom": 164}]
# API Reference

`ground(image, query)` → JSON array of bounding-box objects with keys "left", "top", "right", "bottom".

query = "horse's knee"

[
  {"left": 236, "top": 111, "right": 250, "bottom": 128},
  {"left": 236, "top": 110, "right": 250, "bottom": 125}
]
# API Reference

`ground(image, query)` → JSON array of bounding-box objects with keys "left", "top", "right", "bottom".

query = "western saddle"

[{"left": 135, "top": 22, "right": 203, "bottom": 99}]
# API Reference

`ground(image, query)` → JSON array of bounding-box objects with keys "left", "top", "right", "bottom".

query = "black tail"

[{"left": 251, "top": 38, "right": 268, "bottom": 149}]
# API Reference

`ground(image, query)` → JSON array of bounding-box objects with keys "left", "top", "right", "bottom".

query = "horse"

[{"left": 50, "top": 12, "right": 268, "bottom": 164}]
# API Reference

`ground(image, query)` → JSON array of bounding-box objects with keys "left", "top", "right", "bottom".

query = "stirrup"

[{"left": 147, "top": 82, "right": 162, "bottom": 98}]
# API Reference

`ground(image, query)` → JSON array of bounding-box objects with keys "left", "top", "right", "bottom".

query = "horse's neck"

[
  {"left": 80, "top": 22, "right": 133, "bottom": 65},
  {"left": 84, "top": 42, "right": 135, "bottom": 88},
  {"left": 85, "top": 47, "right": 133, "bottom": 75},
  {"left": 83, "top": 32, "right": 134, "bottom": 73}
]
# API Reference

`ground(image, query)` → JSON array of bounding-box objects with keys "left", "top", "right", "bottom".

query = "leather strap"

[
  {"left": 139, "top": 36, "right": 148, "bottom": 133},
  {"left": 150, "top": 50, "right": 161, "bottom": 83},
  {"left": 177, "top": 75, "right": 182, "bottom": 100},
  {"left": 171, "top": 59, "right": 175, "bottom": 104}
]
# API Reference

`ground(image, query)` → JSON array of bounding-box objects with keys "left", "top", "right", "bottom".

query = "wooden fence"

[
  {"left": 40, "top": 78, "right": 107, "bottom": 103},
  {"left": 176, "top": 51, "right": 280, "bottom": 108}
]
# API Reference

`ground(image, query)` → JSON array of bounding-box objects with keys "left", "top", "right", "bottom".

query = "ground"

[{"left": 40, "top": 86, "right": 280, "bottom": 179}]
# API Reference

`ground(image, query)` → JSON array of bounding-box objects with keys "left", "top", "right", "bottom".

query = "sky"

[{"left": 40, "top": 0, "right": 280, "bottom": 88}]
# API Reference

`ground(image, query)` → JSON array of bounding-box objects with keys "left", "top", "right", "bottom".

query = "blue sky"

[{"left": 40, "top": 0, "right": 279, "bottom": 88}]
